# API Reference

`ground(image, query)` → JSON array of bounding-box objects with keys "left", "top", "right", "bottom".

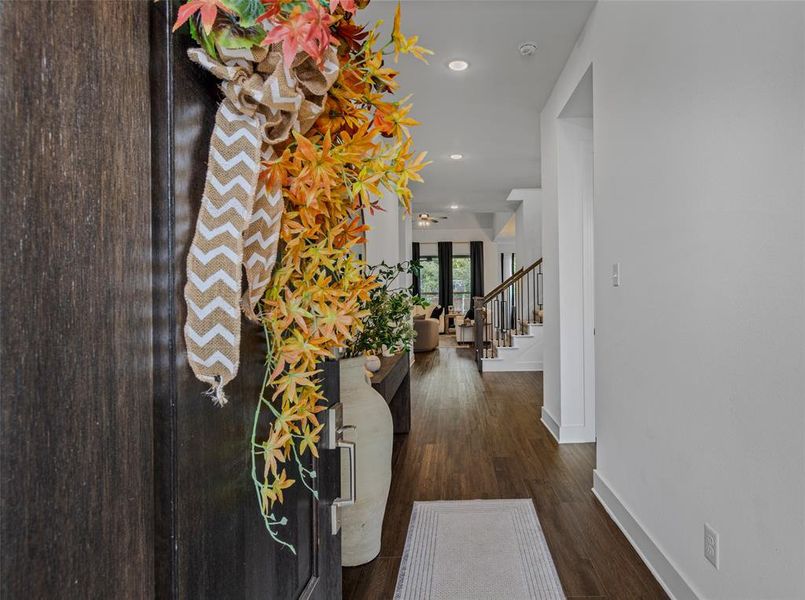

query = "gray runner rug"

[{"left": 394, "top": 499, "right": 566, "bottom": 600}]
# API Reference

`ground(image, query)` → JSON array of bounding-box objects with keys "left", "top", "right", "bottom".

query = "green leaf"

[
  {"left": 214, "top": 24, "right": 266, "bottom": 49},
  {"left": 189, "top": 17, "right": 219, "bottom": 59},
  {"left": 221, "top": 0, "right": 264, "bottom": 27},
  {"left": 188, "top": 16, "right": 201, "bottom": 44}
]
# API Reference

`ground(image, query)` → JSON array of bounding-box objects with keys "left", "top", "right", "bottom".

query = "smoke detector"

[{"left": 519, "top": 42, "right": 538, "bottom": 57}]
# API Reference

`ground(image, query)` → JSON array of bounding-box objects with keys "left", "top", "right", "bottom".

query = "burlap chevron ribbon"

[{"left": 184, "top": 44, "right": 339, "bottom": 404}]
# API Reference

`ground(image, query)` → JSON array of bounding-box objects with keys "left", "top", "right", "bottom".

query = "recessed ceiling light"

[
  {"left": 450, "top": 204, "right": 459, "bottom": 210},
  {"left": 448, "top": 60, "right": 469, "bottom": 72},
  {"left": 449, "top": 154, "right": 463, "bottom": 160}
]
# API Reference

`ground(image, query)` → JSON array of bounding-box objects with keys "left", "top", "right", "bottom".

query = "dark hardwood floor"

[{"left": 342, "top": 347, "right": 668, "bottom": 600}]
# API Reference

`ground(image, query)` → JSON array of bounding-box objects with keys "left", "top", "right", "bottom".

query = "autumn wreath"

[{"left": 173, "top": 0, "right": 429, "bottom": 551}]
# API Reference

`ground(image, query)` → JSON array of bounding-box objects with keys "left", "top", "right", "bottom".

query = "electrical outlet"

[{"left": 704, "top": 523, "right": 719, "bottom": 569}]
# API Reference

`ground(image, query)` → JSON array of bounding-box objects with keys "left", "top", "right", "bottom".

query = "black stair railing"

[{"left": 473, "top": 258, "right": 543, "bottom": 371}]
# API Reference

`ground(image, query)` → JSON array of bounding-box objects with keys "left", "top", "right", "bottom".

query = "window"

[
  {"left": 420, "top": 256, "right": 439, "bottom": 307},
  {"left": 452, "top": 255, "right": 471, "bottom": 313},
  {"left": 418, "top": 250, "right": 473, "bottom": 313}
]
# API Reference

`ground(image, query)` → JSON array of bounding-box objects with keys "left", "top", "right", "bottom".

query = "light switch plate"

[{"left": 612, "top": 263, "right": 621, "bottom": 287}]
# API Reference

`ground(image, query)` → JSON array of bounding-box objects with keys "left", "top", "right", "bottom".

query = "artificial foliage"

[
  {"left": 174, "top": 0, "right": 430, "bottom": 552},
  {"left": 344, "top": 261, "right": 426, "bottom": 357}
]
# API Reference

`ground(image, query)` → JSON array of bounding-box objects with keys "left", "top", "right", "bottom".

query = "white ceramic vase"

[{"left": 339, "top": 356, "right": 393, "bottom": 567}]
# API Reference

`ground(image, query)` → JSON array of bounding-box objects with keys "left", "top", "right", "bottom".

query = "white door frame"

[
  {"left": 581, "top": 135, "right": 595, "bottom": 442},
  {"left": 551, "top": 64, "right": 595, "bottom": 444}
]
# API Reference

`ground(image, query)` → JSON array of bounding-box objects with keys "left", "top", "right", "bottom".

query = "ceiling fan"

[{"left": 416, "top": 213, "right": 447, "bottom": 227}]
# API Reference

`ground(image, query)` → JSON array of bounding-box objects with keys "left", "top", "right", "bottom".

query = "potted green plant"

[{"left": 344, "top": 260, "right": 426, "bottom": 360}]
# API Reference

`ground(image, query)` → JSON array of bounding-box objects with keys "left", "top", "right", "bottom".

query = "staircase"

[{"left": 473, "top": 258, "right": 543, "bottom": 372}]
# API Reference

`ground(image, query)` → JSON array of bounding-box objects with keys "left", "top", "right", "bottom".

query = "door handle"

[
  {"left": 331, "top": 425, "right": 356, "bottom": 534},
  {"left": 334, "top": 425, "right": 357, "bottom": 509},
  {"left": 324, "top": 404, "right": 357, "bottom": 535}
]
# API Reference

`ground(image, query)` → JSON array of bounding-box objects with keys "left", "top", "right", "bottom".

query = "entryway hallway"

[{"left": 343, "top": 348, "right": 667, "bottom": 599}]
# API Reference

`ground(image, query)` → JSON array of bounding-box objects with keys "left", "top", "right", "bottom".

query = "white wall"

[
  {"left": 365, "top": 192, "right": 416, "bottom": 289},
  {"left": 514, "top": 195, "right": 543, "bottom": 267},
  {"left": 507, "top": 189, "right": 543, "bottom": 268},
  {"left": 542, "top": 2, "right": 805, "bottom": 598},
  {"left": 497, "top": 242, "right": 516, "bottom": 285},
  {"left": 364, "top": 190, "right": 401, "bottom": 268},
  {"left": 413, "top": 225, "right": 500, "bottom": 296},
  {"left": 399, "top": 212, "right": 413, "bottom": 288},
  {"left": 493, "top": 211, "right": 516, "bottom": 240}
]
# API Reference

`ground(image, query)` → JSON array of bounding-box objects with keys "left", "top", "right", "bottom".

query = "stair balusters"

[{"left": 473, "top": 258, "right": 543, "bottom": 371}]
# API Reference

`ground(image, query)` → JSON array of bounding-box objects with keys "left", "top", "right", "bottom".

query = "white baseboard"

[
  {"left": 592, "top": 471, "right": 701, "bottom": 600},
  {"left": 540, "top": 407, "right": 560, "bottom": 442},
  {"left": 557, "top": 423, "right": 595, "bottom": 443},
  {"left": 482, "top": 359, "right": 543, "bottom": 372},
  {"left": 540, "top": 408, "right": 595, "bottom": 444}
]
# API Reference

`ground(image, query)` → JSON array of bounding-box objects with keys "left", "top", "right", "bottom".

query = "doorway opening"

[{"left": 556, "top": 64, "right": 596, "bottom": 443}]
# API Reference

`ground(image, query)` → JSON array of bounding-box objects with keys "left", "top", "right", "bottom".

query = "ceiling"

[
  {"left": 363, "top": 0, "right": 595, "bottom": 214},
  {"left": 413, "top": 211, "right": 493, "bottom": 230}
]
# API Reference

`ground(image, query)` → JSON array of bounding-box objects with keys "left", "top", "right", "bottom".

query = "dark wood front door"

[
  {"left": 1, "top": 2, "right": 342, "bottom": 597},
  {"left": 150, "top": 2, "right": 342, "bottom": 598},
  {"left": 1, "top": 2, "right": 155, "bottom": 597}
]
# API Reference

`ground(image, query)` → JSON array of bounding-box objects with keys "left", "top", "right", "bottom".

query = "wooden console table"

[{"left": 370, "top": 351, "right": 411, "bottom": 434}]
